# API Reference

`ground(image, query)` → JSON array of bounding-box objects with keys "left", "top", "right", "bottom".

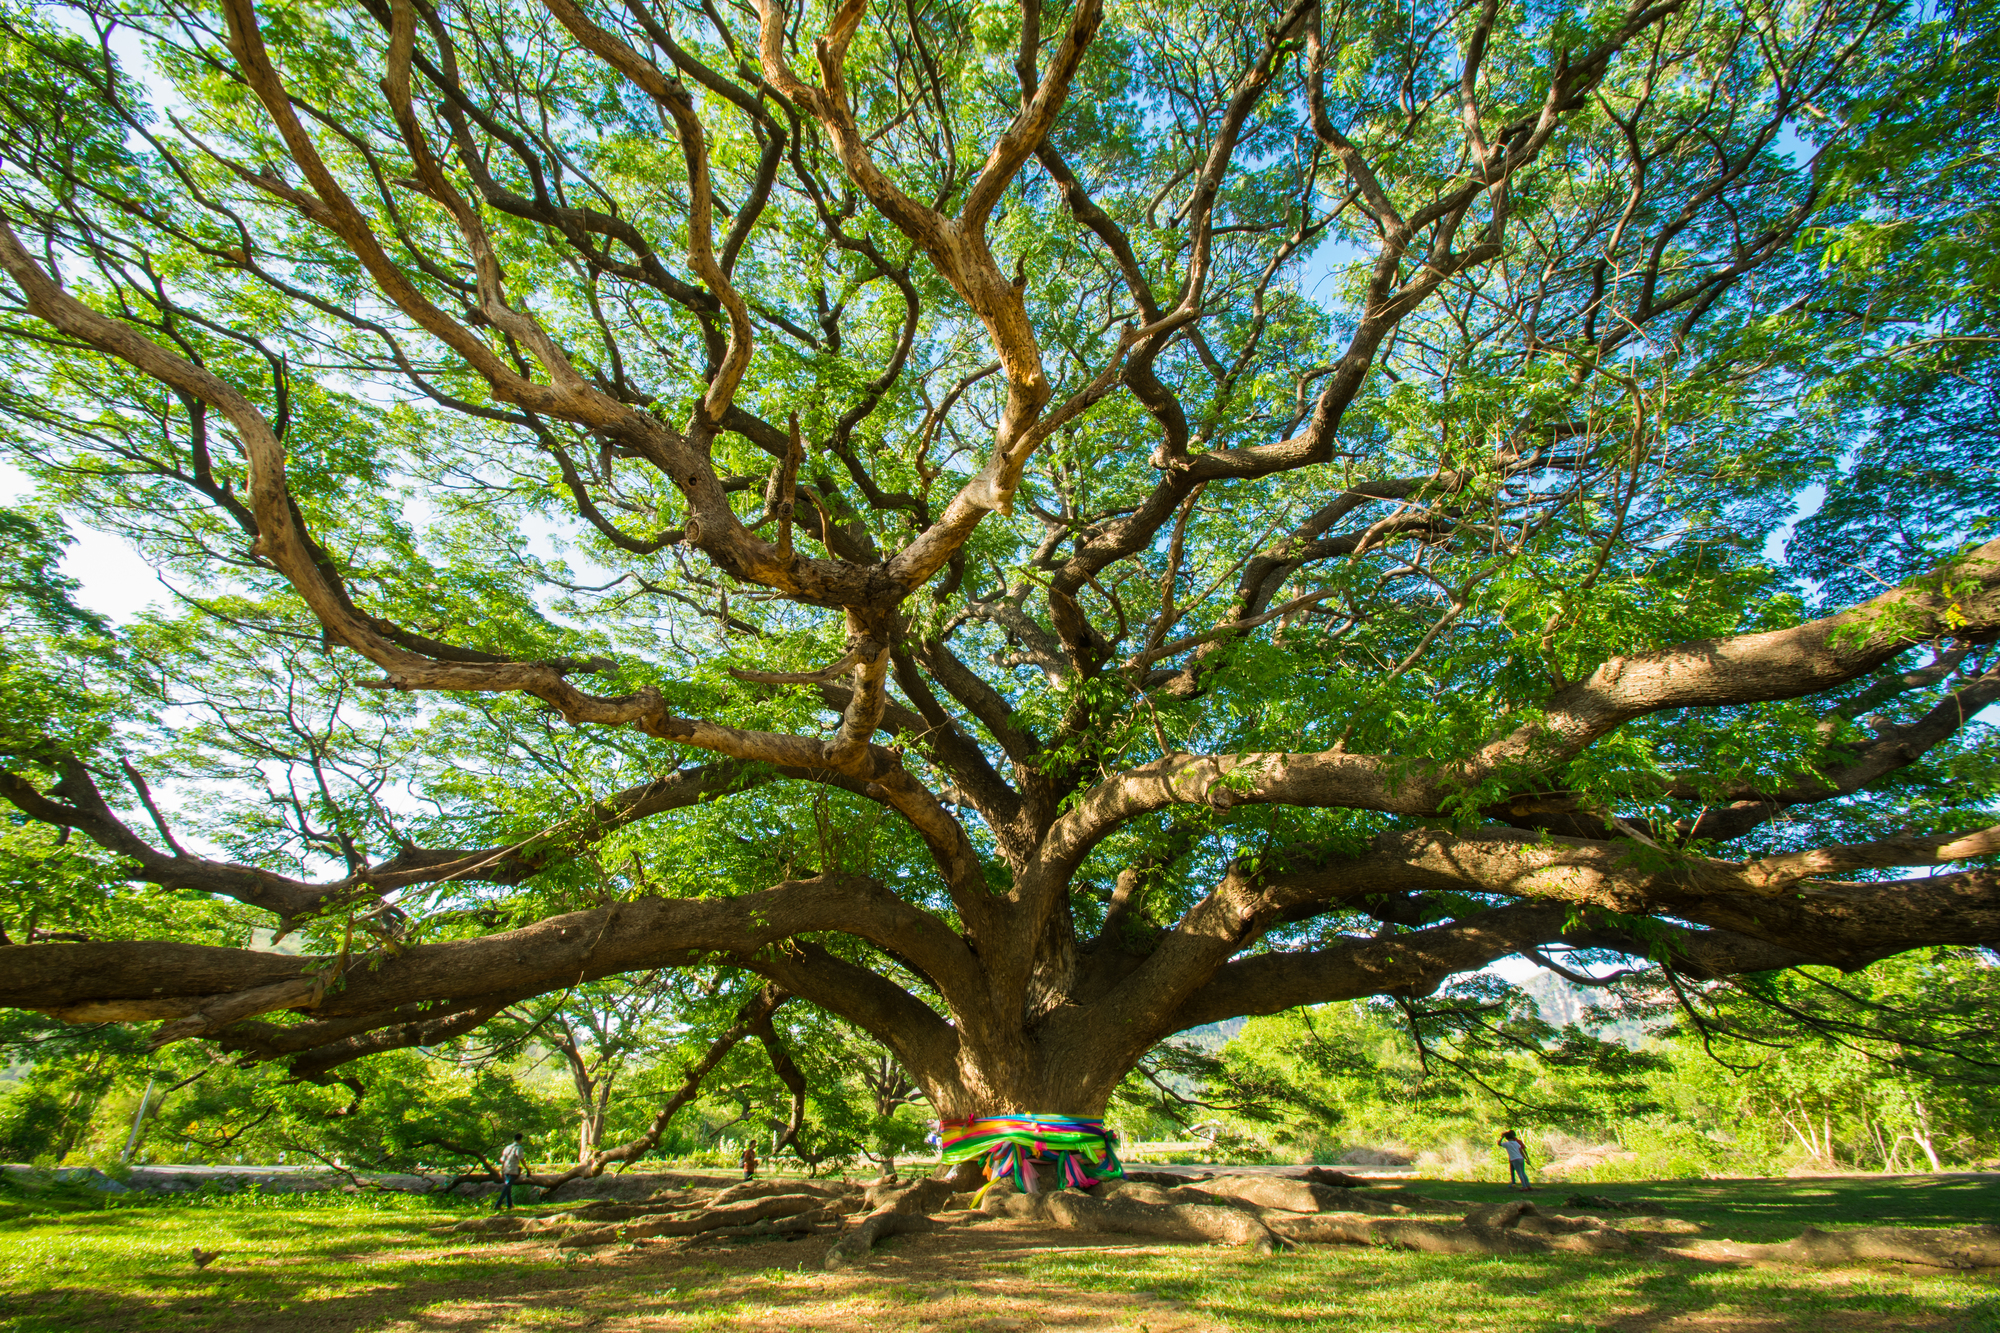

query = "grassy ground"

[{"left": 1, "top": 1172, "right": 1997, "bottom": 1332}]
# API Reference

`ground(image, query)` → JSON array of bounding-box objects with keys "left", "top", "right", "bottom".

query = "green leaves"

[
  {"left": 1177, "top": 981, "right": 1671, "bottom": 1159},
  {"left": 0, "top": 509, "right": 126, "bottom": 761}
]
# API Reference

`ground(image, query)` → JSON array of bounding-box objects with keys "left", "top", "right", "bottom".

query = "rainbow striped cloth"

[{"left": 939, "top": 1114, "right": 1124, "bottom": 1197}]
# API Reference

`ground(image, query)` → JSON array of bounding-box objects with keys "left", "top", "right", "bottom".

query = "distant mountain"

[
  {"left": 1515, "top": 971, "right": 1658, "bottom": 1049},
  {"left": 1518, "top": 971, "right": 1587, "bottom": 1028}
]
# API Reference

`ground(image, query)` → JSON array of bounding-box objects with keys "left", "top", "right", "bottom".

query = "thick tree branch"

[
  {"left": 0, "top": 755, "right": 775, "bottom": 921},
  {"left": 1044, "top": 539, "right": 2000, "bottom": 873},
  {"left": 2, "top": 874, "right": 982, "bottom": 1040}
]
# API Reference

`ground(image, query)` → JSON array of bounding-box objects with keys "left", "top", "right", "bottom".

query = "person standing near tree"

[
  {"left": 1499, "top": 1130, "right": 1533, "bottom": 1191},
  {"left": 494, "top": 1132, "right": 527, "bottom": 1211},
  {"left": 740, "top": 1142, "right": 758, "bottom": 1181}
]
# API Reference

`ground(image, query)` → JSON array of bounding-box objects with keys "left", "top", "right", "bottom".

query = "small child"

[{"left": 740, "top": 1143, "right": 759, "bottom": 1180}]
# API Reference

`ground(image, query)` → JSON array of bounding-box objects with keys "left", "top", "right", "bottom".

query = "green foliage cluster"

[
  {"left": 1169, "top": 950, "right": 2000, "bottom": 1182},
  {"left": 0, "top": 968, "right": 931, "bottom": 1181},
  {"left": 0, "top": 0, "right": 1988, "bottom": 970}
]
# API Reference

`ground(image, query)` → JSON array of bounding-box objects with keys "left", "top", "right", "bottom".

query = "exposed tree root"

[
  {"left": 680, "top": 1207, "right": 850, "bottom": 1245},
  {"left": 709, "top": 1178, "right": 855, "bottom": 1207},
  {"left": 1265, "top": 1213, "right": 1542, "bottom": 1254},
  {"left": 1599, "top": 1215, "right": 1703, "bottom": 1237},
  {"left": 448, "top": 1177, "right": 867, "bottom": 1249},
  {"left": 823, "top": 1161, "right": 984, "bottom": 1269},
  {"left": 448, "top": 1213, "right": 573, "bottom": 1237},
  {"left": 823, "top": 1209, "right": 947, "bottom": 1267},
  {"left": 1122, "top": 1168, "right": 1214, "bottom": 1187},
  {"left": 1033, "top": 1188, "right": 1290, "bottom": 1254},
  {"left": 1704, "top": 1224, "right": 2000, "bottom": 1270},
  {"left": 455, "top": 1167, "right": 1999, "bottom": 1275},
  {"left": 1179, "top": 1174, "right": 1410, "bottom": 1216},
  {"left": 1254, "top": 1198, "right": 1646, "bottom": 1256},
  {"left": 1563, "top": 1193, "right": 1665, "bottom": 1214},
  {"left": 558, "top": 1192, "right": 704, "bottom": 1223},
  {"left": 1094, "top": 1174, "right": 1413, "bottom": 1217},
  {"left": 1116, "top": 1167, "right": 1376, "bottom": 1190},
  {"left": 1298, "top": 1168, "right": 1377, "bottom": 1189},
  {"left": 1178, "top": 1174, "right": 1349, "bottom": 1214},
  {"left": 1460, "top": 1200, "right": 1541, "bottom": 1230},
  {"left": 557, "top": 1191, "right": 854, "bottom": 1248}
]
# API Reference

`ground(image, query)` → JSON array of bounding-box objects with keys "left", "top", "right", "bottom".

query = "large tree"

[{"left": 0, "top": 0, "right": 1996, "bottom": 1135}]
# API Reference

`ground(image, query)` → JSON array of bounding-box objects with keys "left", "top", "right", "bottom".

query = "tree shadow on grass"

[
  {"left": 1427, "top": 1173, "right": 2000, "bottom": 1244},
  {"left": 1141, "top": 1247, "right": 2000, "bottom": 1333},
  {"left": 1015, "top": 1175, "right": 2000, "bottom": 1333},
  {"left": 1, "top": 1225, "right": 1255, "bottom": 1333},
  {"left": 2, "top": 1252, "right": 640, "bottom": 1333},
  {"left": 6, "top": 1178, "right": 2000, "bottom": 1332}
]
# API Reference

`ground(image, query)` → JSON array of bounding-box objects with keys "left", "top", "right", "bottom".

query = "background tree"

[
  {"left": 1161, "top": 980, "right": 1667, "bottom": 1165},
  {"left": 1187, "top": 947, "right": 2000, "bottom": 1177},
  {"left": 839, "top": 1036, "right": 932, "bottom": 1177},
  {"left": 482, "top": 973, "right": 682, "bottom": 1163},
  {"left": 1649, "top": 947, "right": 2000, "bottom": 1173},
  {"left": 0, "top": 0, "right": 1996, "bottom": 1165}
]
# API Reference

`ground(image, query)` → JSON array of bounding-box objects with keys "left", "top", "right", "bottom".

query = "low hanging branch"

[
  {"left": 750, "top": 1006, "right": 809, "bottom": 1154},
  {"left": 534, "top": 985, "right": 791, "bottom": 1194}
]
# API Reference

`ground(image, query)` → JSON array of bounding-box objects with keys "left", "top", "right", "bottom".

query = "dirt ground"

[{"left": 297, "top": 1219, "right": 1221, "bottom": 1333}]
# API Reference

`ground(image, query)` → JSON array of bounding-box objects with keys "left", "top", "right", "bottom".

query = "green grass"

[
  {"left": 0, "top": 1178, "right": 542, "bottom": 1331},
  {"left": 1000, "top": 1175, "right": 2000, "bottom": 1332},
  {"left": 1, "top": 1172, "right": 1998, "bottom": 1331}
]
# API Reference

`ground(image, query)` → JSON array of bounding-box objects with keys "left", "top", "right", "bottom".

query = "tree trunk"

[
  {"left": 1888, "top": 1093, "right": 1945, "bottom": 1172},
  {"left": 1911, "top": 1100, "right": 1943, "bottom": 1172},
  {"left": 555, "top": 1027, "right": 606, "bottom": 1165},
  {"left": 1867, "top": 1109, "right": 1892, "bottom": 1172},
  {"left": 1779, "top": 1103, "right": 1823, "bottom": 1163},
  {"left": 580, "top": 1072, "right": 618, "bottom": 1164}
]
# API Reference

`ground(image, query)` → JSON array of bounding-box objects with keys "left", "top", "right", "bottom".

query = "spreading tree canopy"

[{"left": 0, "top": 0, "right": 1996, "bottom": 1122}]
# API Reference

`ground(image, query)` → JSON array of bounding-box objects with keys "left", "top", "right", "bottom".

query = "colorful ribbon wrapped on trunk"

[{"left": 939, "top": 1113, "right": 1124, "bottom": 1201}]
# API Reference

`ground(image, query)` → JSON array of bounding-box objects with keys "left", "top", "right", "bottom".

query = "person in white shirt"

[
  {"left": 495, "top": 1132, "right": 527, "bottom": 1211},
  {"left": 1498, "top": 1129, "right": 1533, "bottom": 1191}
]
